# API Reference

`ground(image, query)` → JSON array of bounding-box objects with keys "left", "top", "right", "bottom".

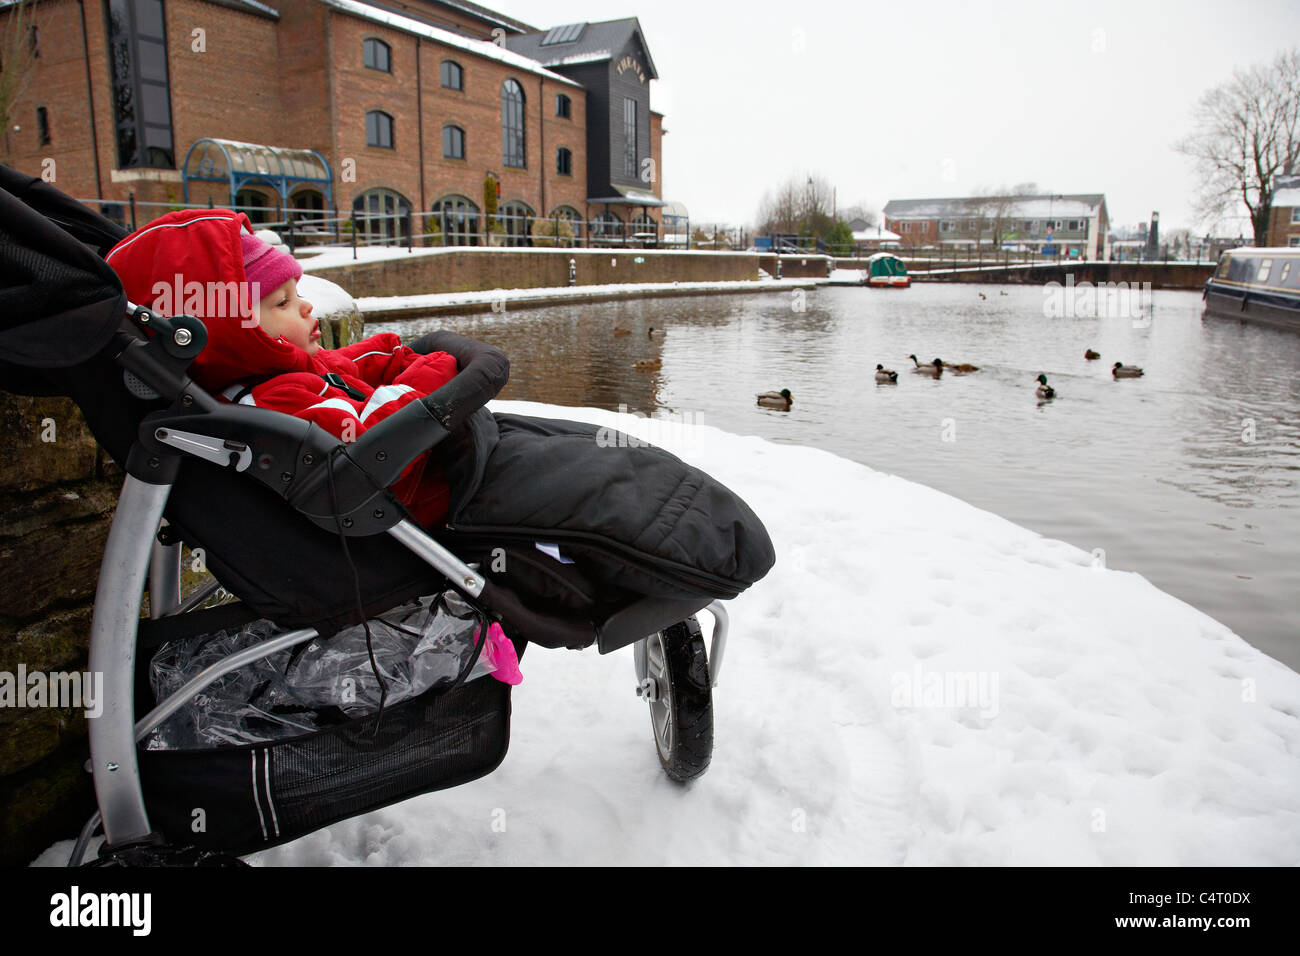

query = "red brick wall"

[
  {"left": 1266, "top": 205, "right": 1300, "bottom": 247},
  {"left": 650, "top": 110, "right": 663, "bottom": 198}
]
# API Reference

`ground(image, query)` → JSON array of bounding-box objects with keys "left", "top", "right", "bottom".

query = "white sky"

[{"left": 492, "top": 0, "right": 1300, "bottom": 233}]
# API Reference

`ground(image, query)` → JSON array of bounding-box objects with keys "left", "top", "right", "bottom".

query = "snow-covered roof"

[
  {"left": 317, "top": 0, "right": 582, "bottom": 87},
  {"left": 852, "top": 225, "right": 901, "bottom": 242},
  {"left": 885, "top": 194, "right": 1105, "bottom": 220},
  {"left": 1274, "top": 187, "right": 1300, "bottom": 208}
]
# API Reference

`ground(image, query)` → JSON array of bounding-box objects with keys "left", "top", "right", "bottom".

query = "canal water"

[{"left": 373, "top": 282, "right": 1300, "bottom": 672}]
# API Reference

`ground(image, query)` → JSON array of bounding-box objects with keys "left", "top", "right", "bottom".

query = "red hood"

[{"left": 106, "top": 209, "right": 331, "bottom": 392}]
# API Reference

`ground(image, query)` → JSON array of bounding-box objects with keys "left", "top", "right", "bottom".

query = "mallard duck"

[
  {"left": 1035, "top": 374, "right": 1055, "bottom": 399},
  {"left": 1084, "top": 349, "right": 1100, "bottom": 360},
  {"left": 756, "top": 388, "right": 793, "bottom": 409},
  {"left": 634, "top": 358, "right": 662, "bottom": 372},
  {"left": 875, "top": 364, "right": 898, "bottom": 384},
  {"left": 946, "top": 362, "right": 980, "bottom": 373},
  {"left": 978, "top": 292, "right": 987, "bottom": 300},
  {"left": 647, "top": 326, "right": 657, "bottom": 338},
  {"left": 908, "top": 354, "right": 943, "bottom": 375},
  {"left": 613, "top": 327, "right": 631, "bottom": 336},
  {"left": 1112, "top": 361, "right": 1144, "bottom": 378}
]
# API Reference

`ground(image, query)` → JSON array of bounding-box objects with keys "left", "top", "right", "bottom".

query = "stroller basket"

[{"left": 138, "top": 667, "right": 510, "bottom": 855}]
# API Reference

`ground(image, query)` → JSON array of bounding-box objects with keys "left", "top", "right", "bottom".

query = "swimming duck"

[
  {"left": 908, "top": 355, "right": 943, "bottom": 375},
  {"left": 647, "top": 326, "right": 657, "bottom": 338},
  {"left": 613, "top": 327, "right": 632, "bottom": 336},
  {"left": 1112, "top": 362, "right": 1144, "bottom": 378},
  {"left": 634, "top": 358, "right": 662, "bottom": 372},
  {"left": 1084, "top": 349, "right": 1101, "bottom": 360},
  {"left": 979, "top": 292, "right": 987, "bottom": 300},
  {"left": 756, "top": 388, "right": 793, "bottom": 409},
  {"left": 946, "top": 362, "right": 980, "bottom": 373},
  {"left": 875, "top": 364, "right": 898, "bottom": 384},
  {"left": 1035, "top": 374, "right": 1055, "bottom": 399}
]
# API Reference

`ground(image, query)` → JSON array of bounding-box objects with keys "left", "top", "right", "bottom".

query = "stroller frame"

[{"left": 67, "top": 298, "right": 732, "bottom": 865}]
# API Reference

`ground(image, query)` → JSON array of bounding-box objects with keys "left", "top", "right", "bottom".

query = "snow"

[
  {"left": 355, "top": 278, "right": 819, "bottom": 313},
  {"left": 828, "top": 268, "right": 865, "bottom": 285},
  {"left": 318, "top": 0, "right": 582, "bottom": 88},
  {"left": 297, "top": 274, "right": 357, "bottom": 317},
  {"left": 30, "top": 404, "right": 1299, "bottom": 866},
  {"left": 1271, "top": 187, "right": 1300, "bottom": 208},
  {"left": 852, "top": 226, "right": 901, "bottom": 242}
]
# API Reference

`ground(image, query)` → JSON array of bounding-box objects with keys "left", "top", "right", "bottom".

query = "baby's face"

[{"left": 256, "top": 278, "right": 319, "bottom": 354}]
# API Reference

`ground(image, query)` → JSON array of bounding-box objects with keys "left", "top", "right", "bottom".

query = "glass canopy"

[{"left": 181, "top": 138, "right": 333, "bottom": 207}]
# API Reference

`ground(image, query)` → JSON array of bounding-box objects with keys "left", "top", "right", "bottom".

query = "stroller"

[{"left": 0, "top": 167, "right": 775, "bottom": 865}]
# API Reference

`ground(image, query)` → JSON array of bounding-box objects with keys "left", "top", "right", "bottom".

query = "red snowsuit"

[{"left": 106, "top": 209, "right": 459, "bottom": 526}]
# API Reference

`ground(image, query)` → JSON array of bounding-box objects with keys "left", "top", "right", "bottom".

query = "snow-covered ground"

[
  {"left": 33, "top": 403, "right": 1300, "bottom": 866},
  {"left": 355, "top": 278, "right": 820, "bottom": 314}
]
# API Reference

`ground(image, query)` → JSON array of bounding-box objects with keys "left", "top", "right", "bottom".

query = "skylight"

[{"left": 541, "top": 22, "right": 586, "bottom": 45}]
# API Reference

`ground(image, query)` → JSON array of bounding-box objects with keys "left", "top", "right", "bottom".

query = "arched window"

[
  {"left": 440, "top": 60, "right": 462, "bottom": 90},
  {"left": 549, "top": 205, "right": 582, "bottom": 244},
  {"left": 363, "top": 38, "right": 390, "bottom": 72},
  {"left": 235, "top": 187, "right": 271, "bottom": 224},
  {"left": 591, "top": 210, "right": 623, "bottom": 244},
  {"left": 555, "top": 93, "right": 571, "bottom": 118},
  {"left": 501, "top": 79, "right": 525, "bottom": 168},
  {"left": 555, "top": 146, "right": 572, "bottom": 176},
  {"left": 289, "top": 188, "right": 325, "bottom": 227},
  {"left": 432, "top": 194, "right": 480, "bottom": 246},
  {"left": 352, "top": 188, "right": 410, "bottom": 245},
  {"left": 631, "top": 212, "right": 656, "bottom": 239},
  {"left": 442, "top": 124, "right": 465, "bottom": 160},
  {"left": 499, "top": 200, "right": 533, "bottom": 247},
  {"left": 365, "top": 110, "right": 394, "bottom": 149}
]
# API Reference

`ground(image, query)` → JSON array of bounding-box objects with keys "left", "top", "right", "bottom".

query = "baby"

[{"left": 106, "top": 208, "right": 461, "bottom": 526}]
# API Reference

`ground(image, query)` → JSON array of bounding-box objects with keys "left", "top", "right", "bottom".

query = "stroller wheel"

[{"left": 641, "top": 615, "right": 713, "bottom": 781}]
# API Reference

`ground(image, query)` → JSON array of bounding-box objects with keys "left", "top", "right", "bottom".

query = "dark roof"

[
  {"left": 505, "top": 17, "right": 658, "bottom": 79},
  {"left": 353, "top": 0, "right": 536, "bottom": 35}
]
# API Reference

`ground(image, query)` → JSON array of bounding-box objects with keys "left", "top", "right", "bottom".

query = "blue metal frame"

[{"left": 181, "top": 138, "right": 333, "bottom": 210}]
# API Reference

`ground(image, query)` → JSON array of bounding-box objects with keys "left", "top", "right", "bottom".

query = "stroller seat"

[{"left": 0, "top": 166, "right": 774, "bottom": 864}]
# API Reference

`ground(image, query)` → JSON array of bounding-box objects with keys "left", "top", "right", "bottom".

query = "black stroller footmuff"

[{"left": 0, "top": 166, "right": 774, "bottom": 863}]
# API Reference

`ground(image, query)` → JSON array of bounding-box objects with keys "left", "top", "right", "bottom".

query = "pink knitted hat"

[{"left": 240, "top": 232, "right": 302, "bottom": 299}]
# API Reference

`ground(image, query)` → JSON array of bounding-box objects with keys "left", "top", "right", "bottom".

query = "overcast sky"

[{"left": 493, "top": 0, "right": 1300, "bottom": 233}]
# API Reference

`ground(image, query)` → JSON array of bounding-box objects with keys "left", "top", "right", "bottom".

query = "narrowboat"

[
  {"left": 1204, "top": 247, "right": 1300, "bottom": 331},
  {"left": 867, "top": 252, "right": 911, "bottom": 288}
]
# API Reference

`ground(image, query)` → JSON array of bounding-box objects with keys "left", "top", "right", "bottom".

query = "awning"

[
  {"left": 587, "top": 185, "right": 666, "bottom": 207},
  {"left": 181, "top": 138, "right": 333, "bottom": 208}
]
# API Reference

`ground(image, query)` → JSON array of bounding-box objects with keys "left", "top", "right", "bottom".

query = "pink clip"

[{"left": 484, "top": 623, "right": 523, "bottom": 685}]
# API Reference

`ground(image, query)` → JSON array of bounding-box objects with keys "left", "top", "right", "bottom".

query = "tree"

[
  {"left": 755, "top": 172, "right": 838, "bottom": 240},
  {"left": 0, "top": 1, "right": 37, "bottom": 155},
  {"left": 1177, "top": 49, "right": 1300, "bottom": 244}
]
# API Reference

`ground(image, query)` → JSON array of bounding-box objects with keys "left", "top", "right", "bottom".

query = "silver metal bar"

[
  {"left": 148, "top": 525, "right": 182, "bottom": 620},
  {"left": 153, "top": 427, "right": 252, "bottom": 472},
  {"left": 175, "top": 576, "right": 223, "bottom": 614},
  {"left": 88, "top": 475, "right": 171, "bottom": 846},
  {"left": 387, "top": 519, "right": 485, "bottom": 596},
  {"left": 134, "top": 628, "right": 318, "bottom": 741},
  {"left": 703, "top": 601, "right": 729, "bottom": 688},
  {"left": 68, "top": 811, "right": 103, "bottom": 868}
]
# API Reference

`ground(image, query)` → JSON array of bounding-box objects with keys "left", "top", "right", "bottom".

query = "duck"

[
  {"left": 999, "top": 290, "right": 1008, "bottom": 296},
  {"left": 1084, "top": 349, "right": 1101, "bottom": 360},
  {"left": 634, "top": 358, "right": 662, "bottom": 372},
  {"left": 1112, "top": 361, "right": 1144, "bottom": 378},
  {"left": 647, "top": 326, "right": 657, "bottom": 338},
  {"left": 946, "top": 362, "right": 980, "bottom": 373},
  {"left": 1035, "top": 373, "right": 1055, "bottom": 399},
  {"left": 908, "top": 354, "right": 943, "bottom": 375},
  {"left": 875, "top": 364, "right": 898, "bottom": 384},
  {"left": 979, "top": 292, "right": 987, "bottom": 300},
  {"left": 756, "top": 388, "right": 793, "bottom": 409},
  {"left": 613, "top": 326, "right": 632, "bottom": 337}
]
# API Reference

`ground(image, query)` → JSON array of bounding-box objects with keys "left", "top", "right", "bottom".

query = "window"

[
  {"left": 550, "top": 206, "right": 582, "bottom": 242},
  {"left": 105, "top": 0, "right": 175, "bottom": 168},
  {"left": 366, "top": 110, "right": 393, "bottom": 148},
  {"left": 623, "top": 96, "right": 637, "bottom": 179},
  {"left": 235, "top": 188, "right": 271, "bottom": 225},
  {"left": 940, "top": 221, "right": 953, "bottom": 232},
  {"left": 1291, "top": 208, "right": 1300, "bottom": 223},
  {"left": 36, "top": 106, "right": 50, "bottom": 145},
  {"left": 1026, "top": 220, "right": 1037, "bottom": 233},
  {"left": 442, "top": 124, "right": 465, "bottom": 159},
  {"left": 555, "top": 146, "right": 572, "bottom": 176},
  {"left": 432, "top": 195, "right": 479, "bottom": 245},
  {"left": 289, "top": 189, "right": 325, "bottom": 227},
  {"left": 591, "top": 211, "right": 623, "bottom": 243},
  {"left": 501, "top": 79, "right": 525, "bottom": 168},
  {"left": 29, "top": 25, "right": 39, "bottom": 58},
  {"left": 631, "top": 212, "right": 655, "bottom": 238},
  {"left": 363, "top": 38, "right": 390, "bottom": 72},
  {"left": 441, "top": 60, "right": 462, "bottom": 90},
  {"left": 1279, "top": 261, "right": 1292, "bottom": 283},
  {"left": 555, "top": 93, "right": 571, "bottom": 118},
  {"left": 1068, "top": 219, "right": 1082, "bottom": 231},
  {"left": 498, "top": 200, "right": 533, "bottom": 246},
  {"left": 353, "top": 188, "right": 411, "bottom": 245},
  {"left": 1257, "top": 259, "right": 1272, "bottom": 282},
  {"left": 1289, "top": 237, "right": 1300, "bottom": 247}
]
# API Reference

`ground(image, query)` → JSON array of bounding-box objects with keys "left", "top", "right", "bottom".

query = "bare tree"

[
  {"left": 0, "top": 1, "right": 37, "bottom": 155},
  {"left": 755, "top": 171, "right": 838, "bottom": 237},
  {"left": 1177, "top": 48, "right": 1300, "bottom": 244}
]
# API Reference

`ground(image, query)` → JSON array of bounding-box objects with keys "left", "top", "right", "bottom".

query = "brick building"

[
  {"left": 1265, "top": 174, "right": 1300, "bottom": 247},
  {"left": 884, "top": 193, "right": 1110, "bottom": 259},
  {"left": 0, "top": 0, "right": 666, "bottom": 243}
]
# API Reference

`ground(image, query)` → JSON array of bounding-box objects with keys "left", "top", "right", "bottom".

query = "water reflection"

[{"left": 375, "top": 283, "right": 1300, "bottom": 671}]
